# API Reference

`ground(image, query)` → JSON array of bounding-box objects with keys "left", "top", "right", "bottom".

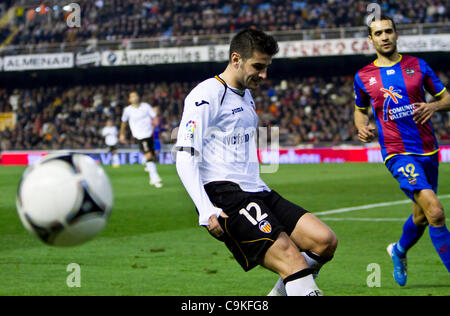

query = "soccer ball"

[{"left": 16, "top": 153, "right": 114, "bottom": 247}]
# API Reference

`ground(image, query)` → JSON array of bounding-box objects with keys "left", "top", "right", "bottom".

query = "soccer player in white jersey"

[
  {"left": 102, "top": 119, "right": 120, "bottom": 168},
  {"left": 120, "top": 91, "right": 162, "bottom": 188},
  {"left": 175, "top": 29, "right": 337, "bottom": 296}
]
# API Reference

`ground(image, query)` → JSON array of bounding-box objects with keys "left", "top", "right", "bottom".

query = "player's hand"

[
  {"left": 357, "top": 124, "right": 376, "bottom": 143},
  {"left": 413, "top": 102, "right": 436, "bottom": 125},
  {"left": 207, "top": 212, "right": 229, "bottom": 238},
  {"left": 119, "top": 134, "right": 126, "bottom": 144}
]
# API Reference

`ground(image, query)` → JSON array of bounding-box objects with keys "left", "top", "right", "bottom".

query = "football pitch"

[{"left": 0, "top": 163, "right": 449, "bottom": 296}]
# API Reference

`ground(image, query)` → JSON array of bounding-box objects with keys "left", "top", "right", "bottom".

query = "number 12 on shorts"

[
  {"left": 239, "top": 202, "right": 268, "bottom": 225},
  {"left": 397, "top": 163, "right": 419, "bottom": 178}
]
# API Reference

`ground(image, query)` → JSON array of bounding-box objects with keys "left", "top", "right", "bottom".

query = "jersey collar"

[{"left": 374, "top": 54, "right": 402, "bottom": 67}]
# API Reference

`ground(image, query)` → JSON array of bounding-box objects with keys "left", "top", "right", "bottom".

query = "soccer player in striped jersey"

[
  {"left": 176, "top": 29, "right": 337, "bottom": 296},
  {"left": 354, "top": 15, "right": 450, "bottom": 286}
]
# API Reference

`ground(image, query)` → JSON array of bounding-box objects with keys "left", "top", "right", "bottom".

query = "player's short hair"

[
  {"left": 368, "top": 14, "right": 397, "bottom": 36},
  {"left": 229, "top": 28, "right": 279, "bottom": 61}
]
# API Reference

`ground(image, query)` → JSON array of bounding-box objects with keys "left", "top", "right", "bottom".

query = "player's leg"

[
  {"left": 204, "top": 182, "right": 323, "bottom": 296},
  {"left": 141, "top": 138, "right": 162, "bottom": 187},
  {"left": 267, "top": 191, "right": 337, "bottom": 270},
  {"left": 111, "top": 147, "right": 120, "bottom": 168},
  {"left": 387, "top": 202, "right": 427, "bottom": 286},
  {"left": 414, "top": 189, "right": 450, "bottom": 272},
  {"left": 265, "top": 192, "right": 336, "bottom": 296},
  {"left": 267, "top": 215, "right": 334, "bottom": 296},
  {"left": 289, "top": 213, "right": 338, "bottom": 260},
  {"left": 262, "top": 232, "right": 323, "bottom": 296},
  {"left": 393, "top": 202, "right": 428, "bottom": 257}
]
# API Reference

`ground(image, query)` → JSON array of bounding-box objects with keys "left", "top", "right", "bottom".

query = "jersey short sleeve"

[
  {"left": 354, "top": 73, "right": 370, "bottom": 110},
  {"left": 419, "top": 59, "right": 446, "bottom": 97},
  {"left": 175, "top": 80, "right": 221, "bottom": 155},
  {"left": 121, "top": 107, "right": 129, "bottom": 122},
  {"left": 142, "top": 103, "right": 157, "bottom": 118}
]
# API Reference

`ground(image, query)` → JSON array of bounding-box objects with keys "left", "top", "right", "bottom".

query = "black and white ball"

[{"left": 16, "top": 153, "right": 114, "bottom": 247}]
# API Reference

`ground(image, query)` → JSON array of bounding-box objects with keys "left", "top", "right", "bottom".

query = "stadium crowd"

[
  {"left": 3, "top": 0, "right": 449, "bottom": 46},
  {"left": 1, "top": 71, "right": 449, "bottom": 151}
]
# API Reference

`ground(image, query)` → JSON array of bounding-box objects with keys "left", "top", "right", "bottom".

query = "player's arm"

[
  {"left": 176, "top": 150, "right": 227, "bottom": 237},
  {"left": 151, "top": 106, "right": 159, "bottom": 127},
  {"left": 119, "top": 121, "right": 127, "bottom": 143},
  {"left": 354, "top": 107, "right": 376, "bottom": 143},
  {"left": 175, "top": 87, "right": 226, "bottom": 234},
  {"left": 413, "top": 89, "right": 450, "bottom": 125},
  {"left": 353, "top": 74, "right": 376, "bottom": 143}
]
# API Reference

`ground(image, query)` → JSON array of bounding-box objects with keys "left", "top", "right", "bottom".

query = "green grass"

[{"left": 0, "top": 163, "right": 449, "bottom": 296}]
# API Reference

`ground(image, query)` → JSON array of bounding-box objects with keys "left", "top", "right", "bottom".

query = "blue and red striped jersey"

[{"left": 354, "top": 54, "right": 447, "bottom": 162}]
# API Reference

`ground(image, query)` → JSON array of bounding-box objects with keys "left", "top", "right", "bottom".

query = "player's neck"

[
  {"left": 220, "top": 66, "right": 245, "bottom": 90},
  {"left": 131, "top": 103, "right": 140, "bottom": 107},
  {"left": 375, "top": 51, "right": 401, "bottom": 66}
]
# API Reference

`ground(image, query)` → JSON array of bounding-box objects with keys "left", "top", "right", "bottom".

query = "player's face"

[
  {"left": 129, "top": 92, "right": 139, "bottom": 105},
  {"left": 239, "top": 50, "right": 272, "bottom": 89},
  {"left": 369, "top": 20, "right": 398, "bottom": 57}
]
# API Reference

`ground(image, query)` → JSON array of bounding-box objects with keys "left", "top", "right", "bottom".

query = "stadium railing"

[{"left": 1, "top": 22, "right": 449, "bottom": 56}]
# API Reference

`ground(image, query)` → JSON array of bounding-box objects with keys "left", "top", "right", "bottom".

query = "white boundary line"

[
  {"left": 319, "top": 217, "right": 450, "bottom": 222},
  {"left": 314, "top": 194, "right": 450, "bottom": 216}
]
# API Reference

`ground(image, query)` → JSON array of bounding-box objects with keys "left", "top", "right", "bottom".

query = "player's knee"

[
  {"left": 269, "top": 234, "right": 306, "bottom": 276},
  {"left": 426, "top": 206, "right": 446, "bottom": 227},
  {"left": 321, "top": 229, "right": 338, "bottom": 257},
  {"left": 412, "top": 212, "right": 428, "bottom": 226}
]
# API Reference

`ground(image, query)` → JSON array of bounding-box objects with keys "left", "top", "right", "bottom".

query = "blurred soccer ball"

[{"left": 16, "top": 153, "right": 114, "bottom": 246}]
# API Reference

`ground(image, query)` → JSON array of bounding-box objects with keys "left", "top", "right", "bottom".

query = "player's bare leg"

[
  {"left": 262, "top": 232, "right": 323, "bottom": 296},
  {"left": 268, "top": 213, "right": 336, "bottom": 296},
  {"left": 414, "top": 189, "right": 450, "bottom": 272},
  {"left": 290, "top": 213, "right": 338, "bottom": 258}
]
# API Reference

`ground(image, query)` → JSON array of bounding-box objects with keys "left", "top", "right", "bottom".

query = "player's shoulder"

[
  {"left": 355, "top": 61, "right": 378, "bottom": 79},
  {"left": 123, "top": 104, "right": 132, "bottom": 112},
  {"left": 140, "top": 102, "right": 152, "bottom": 109},
  {"left": 186, "top": 77, "right": 226, "bottom": 103}
]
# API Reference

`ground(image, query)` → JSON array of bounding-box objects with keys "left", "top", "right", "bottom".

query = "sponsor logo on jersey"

[
  {"left": 232, "top": 107, "right": 244, "bottom": 115},
  {"left": 224, "top": 131, "right": 254, "bottom": 145},
  {"left": 259, "top": 220, "right": 272, "bottom": 234},
  {"left": 381, "top": 86, "right": 403, "bottom": 121},
  {"left": 386, "top": 69, "right": 395, "bottom": 75}
]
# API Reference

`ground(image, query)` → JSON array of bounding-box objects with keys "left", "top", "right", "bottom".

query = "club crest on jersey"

[
  {"left": 186, "top": 120, "right": 197, "bottom": 133},
  {"left": 380, "top": 86, "right": 403, "bottom": 122},
  {"left": 408, "top": 177, "right": 417, "bottom": 185},
  {"left": 405, "top": 68, "right": 415, "bottom": 77},
  {"left": 259, "top": 220, "right": 272, "bottom": 234}
]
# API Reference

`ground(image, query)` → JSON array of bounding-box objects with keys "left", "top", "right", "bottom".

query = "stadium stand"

[
  {"left": 0, "top": 1, "right": 448, "bottom": 151},
  {"left": 0, "top": 70, "right": 448, "bottom": 151},
  {"left": 0, "top": 0, "right": 448, "bottom": 47}
]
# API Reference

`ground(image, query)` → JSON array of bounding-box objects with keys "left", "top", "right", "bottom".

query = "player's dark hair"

[
  {"left": 229, "top": 28, "right": 279, "bottom": 61},
  {"left": 368, "top": 14, "right": 397, "bottom": 36}
]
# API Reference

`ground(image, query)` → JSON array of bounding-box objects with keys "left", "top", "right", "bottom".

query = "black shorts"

[
  {"left": 138, "top": 137, "right": 154, "bottom": 154},
  {"left": 204, "top": 181, "right": 309, "bottom": 272},
  {"left": 108, "top": 144, "right": 117, "bottom": 153}
]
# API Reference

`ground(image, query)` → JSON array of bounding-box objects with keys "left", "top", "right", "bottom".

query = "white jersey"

[
  {"left": 102, "top": 126, "right": 118, "bottom": 146},
  {"left": 121, "top": 102, "right": 156, "bottom": 140},
  {"left": 176, "top": 76, "right": 269, "bottom": 193}
]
